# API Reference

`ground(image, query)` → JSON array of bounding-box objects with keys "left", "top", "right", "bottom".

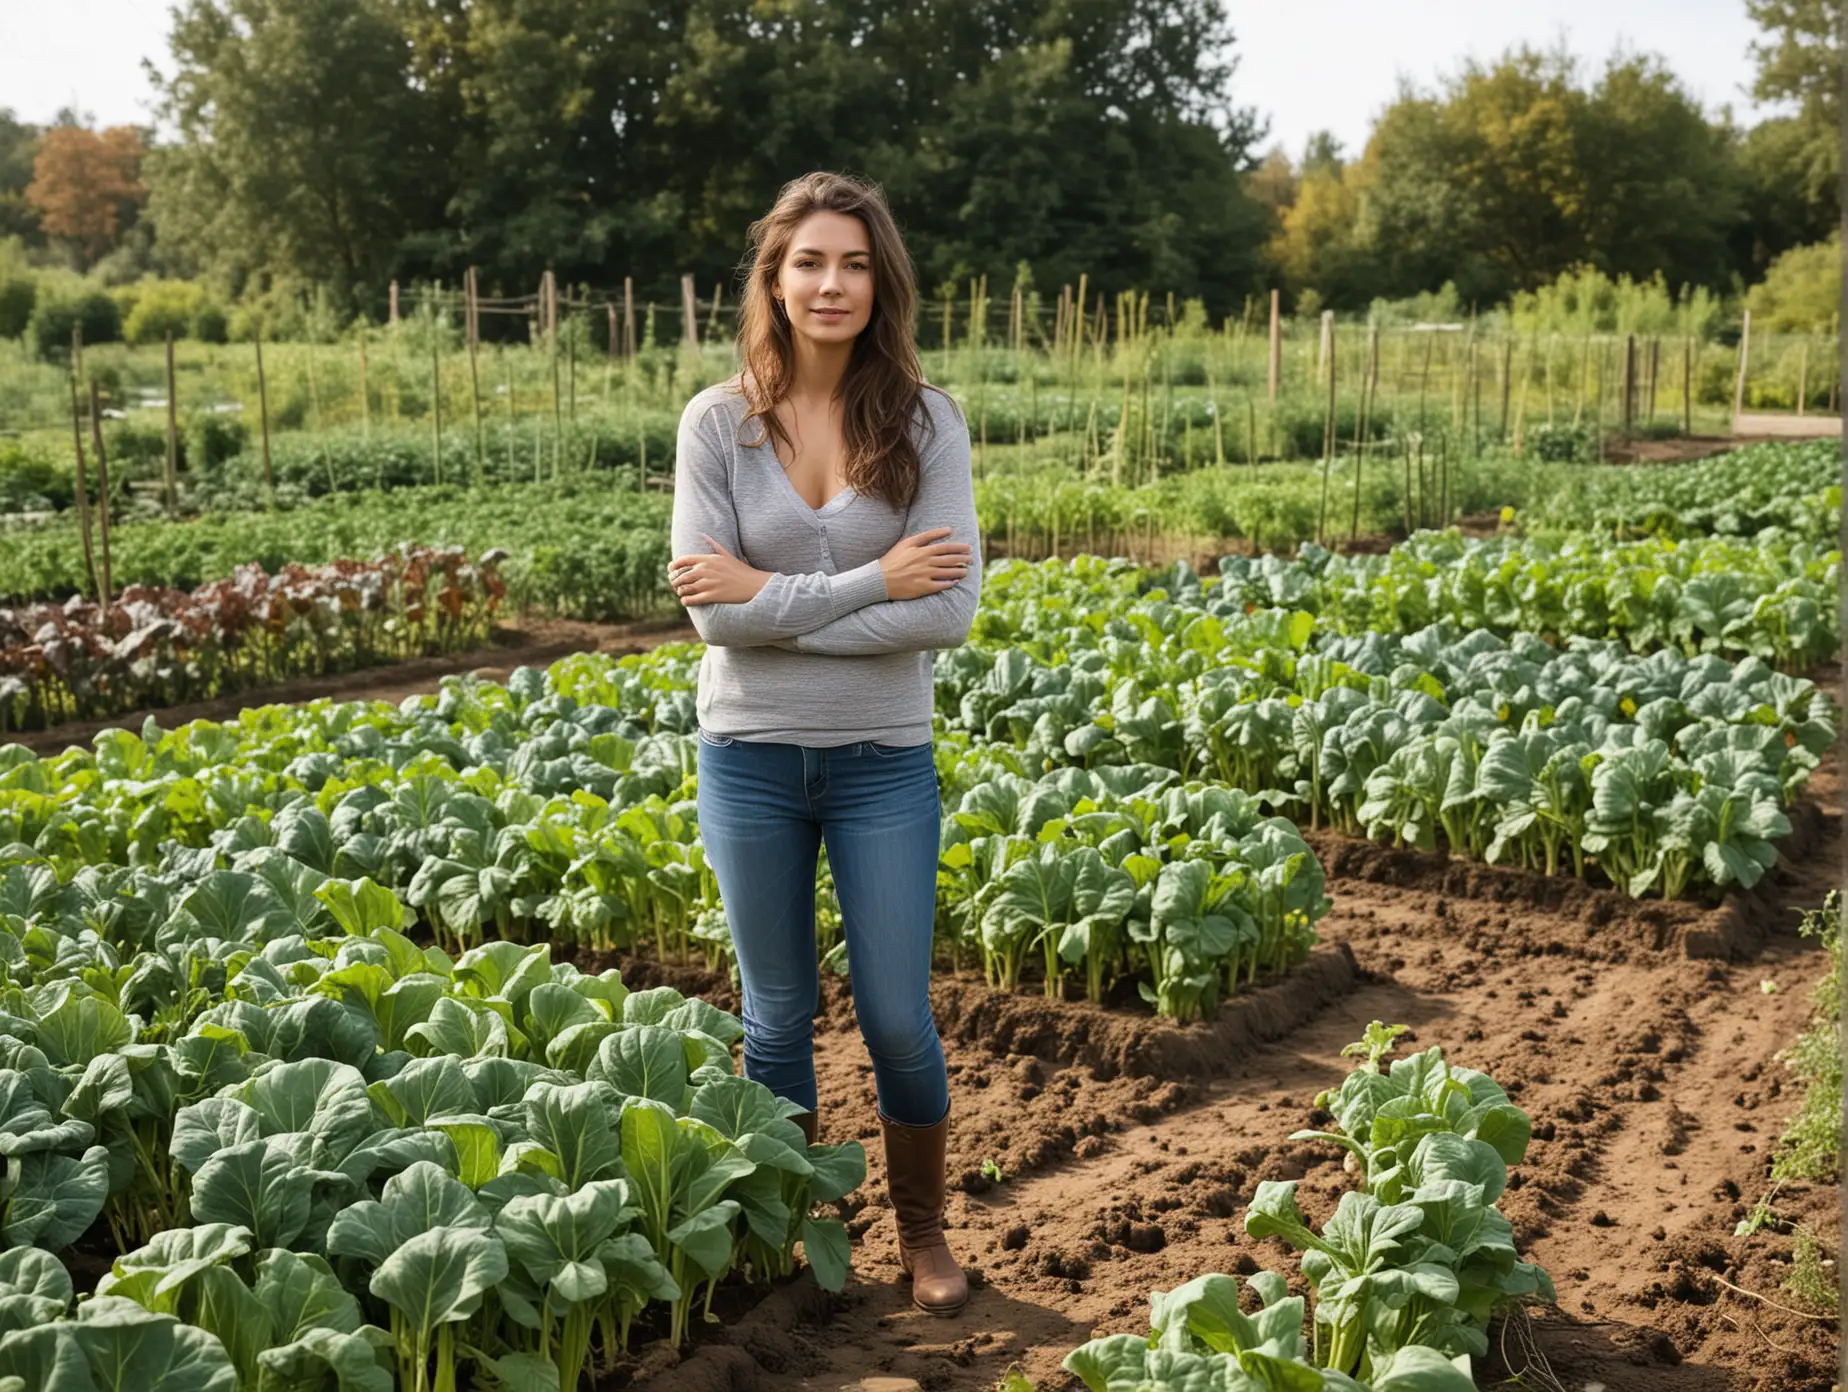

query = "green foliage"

[
  {"left": 28, "top": 281, "right": 122, "bottom": 361},
  {"left": 0, "top": 239, "right": 35, "bottom": 340},
  {"left": 1745, "top": 234, "right": 1842, "bottom": 332},
  {"left": 1786, "top": 1225, "right": 1839, "bottom": 1315},
  {"left": 1510, "top": 264, "right": 1722, "bottom": 338},
  {"left": 0, "top": 440, "right": 71, "bottom": 512},
  {"left": 147, "top": 0, "right": 1269, "bottom": 320},
  {"left": 1523, "top": 440, "right": 1840, "bottom": 542},
  {"left": 1336, "top": 47, "right": 1742, "bottom": 307},
  {"left": 1739, "top": 894, "right": 1842, "bottom": 1237},
  {"left": 118, "top": 279, "right": 230, "bottom": 347}
]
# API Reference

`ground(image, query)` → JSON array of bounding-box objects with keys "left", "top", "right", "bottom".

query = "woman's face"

[{"left": 773, "top": 211, "right": 874, "bottom": 345}]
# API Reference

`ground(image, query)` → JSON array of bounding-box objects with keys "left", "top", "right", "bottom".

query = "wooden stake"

[
  {"left": 388, "top": 280, "right": 399, "bottom": 325},
  {"left": 1646, "top": 335, "right": 1660, "bottom": 424},
  {"left": 1796, "top": 341, "right": 1808, "bottom": 416},
  {"left": 465, "top": 266, "right": 479, "bottom": 349},
  {"left": 681, "top": 274, "right": 698, "bottom": 350},
  {"left": 68, "top": 373, "right": 99, "bottom": 600},
  {"left": 623, "top": 277, "right": 636, "bottom": 360},
  {"left": 608, "top": 303, "right": 619, "bottom": 360},
  {"left": 1316, "top": 321, "right": 1338, "bottom": 545},
  {"left": 307, "top": 346, "right": 336, "bottom": 493},
  {"left": 1499, "top": 338, "right": 1513, "bottom": 441},
  {"left": 1267, "top": 290, "right": 1281, "bottom": 400},
  {"left": 1731, "top": 310, "right": 1751, "bottom": 426},
  {"left": 163, "top": 332, "right": 179, "bottom": 515},
  {"left": 254, "top": 336, "right": 275, "bottom": 501},
  {"left": 468, "top": 318, "right": 485, "bottom": 485},
  {"left": 1351, "top": 323, "right": 1379, "bottom": 541},
  {"left": 431, "top": 339, "right": 444, "bottom": 485},
  {"left": 1622, "top": 334, "right": 1636, "bottom": 437},
  {"left": 1683, "top": 337, "right": 1693, "bottom": 435},
  {"left": 88, "top": 379, "right": 113, "bottom": 606},
  {"left": 358, "top": 339, "right": 371, "bottom": 436},
  {"left": 551, "top": 340, "right": 564, "bottom": 480}
]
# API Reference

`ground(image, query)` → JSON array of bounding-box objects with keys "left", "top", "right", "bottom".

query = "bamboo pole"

[
  {"left": 163, "top": 332, "right": 179, "bottom": 515},
  {"left": 1315, "top": 321, "right": 1338, "bottom": 545},
  {"left": 1267, "top": 290, "right": 1281, "bottom": 400},
  {"left": 1499, "top": 337, "right": 1513, "bottom": 441},
  {"left": 68, "top": 373, "right": 99, "bottom": 600},
  {"left": 1731, "top": 310, "right": 1751, "bottom": 426},
  {"left": 1646, "top": 336, "right": 1660, "bottom": 425},
  {"left": 307, "top": 345, "right": 336, "bottom": 493},
  {"left": 551, "top": 338, "right": 564, "bottom": 480},
  {"left": 431, "top": 339, "right": 444, "bottom": 485},
  {"left": 468, "top": 319, "right": 485, "bottom": 485},
  {"left": 88, "top": 379, "right": 113, "bottom": 606},
  {"left": 1350, "top": 322, "right": 1379, "bottom": 543},
  {"left": 1621, "top": 334, "right": 1636, "bottom": 437},
  {"left": 255, "top": 336, "right": 275, "bottom": 501},
  {"left": 624, "top": 276, "right": 636, "bottom": 360}
]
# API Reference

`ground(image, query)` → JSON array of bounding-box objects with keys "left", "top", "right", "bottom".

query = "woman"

[{"left": 665, "top": 171, "right": 981, "bottom": 1317}]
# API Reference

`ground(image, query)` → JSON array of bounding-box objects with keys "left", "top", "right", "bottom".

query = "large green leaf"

[
  {"left": 523, "top": 1081, "right": 623, "bottom": 1189},
  {"left": 369, "top": 1226, "right": 509, "bottom": 1337},
  {"left": 326, "top": 1161, "right": 491, "bottom": 1268},
  {"left": 1, "top": 1145, "right": 110, "bottom": 1250}
]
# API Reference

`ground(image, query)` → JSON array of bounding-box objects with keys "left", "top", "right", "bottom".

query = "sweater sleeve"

[
  {"left": 670, "top": 397, "right": 890, "bottom": 648},
  {"left": 781, "top": 400, "right": 982, "bottom": 657}
]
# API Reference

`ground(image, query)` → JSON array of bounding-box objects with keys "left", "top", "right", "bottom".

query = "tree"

[
  {"left": 0, "top": 110, "right": 41, "bottom": 245},
  {"left": 25, "top": 123, "right": 146, "bottom": 269},
  {"left": 144, "top": 0, "right": 436, "bottom": 314},
  {"left": 1346, "top": 47, "right": 1742, "bottom": 305},
  {"left": 1746, "top": 0, "right": 1842, "bottom": 209}
]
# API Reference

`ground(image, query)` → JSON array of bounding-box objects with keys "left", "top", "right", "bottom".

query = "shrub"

[
  {"left": 28, "top": 285, "right": 123, "bottom": 360},
  {"left": 183, "top": 412, "right": 249, "bottom": 471},
  {"left": 1747, "top": 235, "right": 1841, "bottom": 333},
  {"left": 0, "top": 440, "right": 71, "bottom": 512},
  {"left": 122, "top": 278, "right": 225, "bottom": 346}
]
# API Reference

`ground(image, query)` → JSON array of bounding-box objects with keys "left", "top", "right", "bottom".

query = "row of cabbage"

[
  {"left": 0, "top": 656, "right": 1329, "bottom": 1022},
  {"left": 1518, "top": 438, "right": 1839, "bottom": 543},
  {"left": 0, "top": 888, "right": 866, "bottom": 1390},
  {"left": 1198, "top": 529, "right": 1839, "bottom": 669},
  {"left": 944, "top": 566, "right": 1832, "bottom": 899},
  {"left": 1063, "top": 1024, "right": 1552, "bottom": 1391}
]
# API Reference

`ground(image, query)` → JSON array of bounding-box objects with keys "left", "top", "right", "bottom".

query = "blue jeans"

[{"left": 694, "top": 730, "right": 950, "bottom": 1128}]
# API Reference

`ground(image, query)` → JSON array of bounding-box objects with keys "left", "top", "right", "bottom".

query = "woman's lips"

[{"left": 811, "top": 308, "right": 849, "bottom": 319}]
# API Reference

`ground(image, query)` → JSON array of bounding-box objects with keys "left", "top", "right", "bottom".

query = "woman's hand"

[
  {"left": 668, "top": 536, "right": 773, "bottom": 606},
  {"left": 879, "top": 527, "right": 974, "bottom": 600}
]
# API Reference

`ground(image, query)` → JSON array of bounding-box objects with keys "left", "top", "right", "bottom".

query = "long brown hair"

[{"left": 733, "top": 172, "right": 943, "bottom": 510}]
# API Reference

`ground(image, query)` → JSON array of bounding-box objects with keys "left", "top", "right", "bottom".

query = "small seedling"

[{"left": 981, "top": 1157, "right": 1006, "bottom": 1184}]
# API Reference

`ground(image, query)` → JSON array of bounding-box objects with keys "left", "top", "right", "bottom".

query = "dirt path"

[{"left": 623, "top": 763, "right": 1842, "bottom": 1392}]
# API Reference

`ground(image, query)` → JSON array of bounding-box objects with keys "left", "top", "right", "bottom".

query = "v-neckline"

[{"left": 758, "top": 437, "right": 856, "bottom": 519}]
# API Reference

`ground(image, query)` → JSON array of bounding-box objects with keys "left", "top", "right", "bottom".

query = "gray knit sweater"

[{"left": 669, "top": 377, "right": 982, "bottom": 746}]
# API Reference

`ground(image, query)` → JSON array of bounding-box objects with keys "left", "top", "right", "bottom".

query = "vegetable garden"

[{"left": 0, "top": 412, "right": 1838, "bottom": 1391}]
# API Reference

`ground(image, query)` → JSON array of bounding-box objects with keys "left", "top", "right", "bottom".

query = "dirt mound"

[{"left": 619, "top": 792, "right": 1840, "bottom": 1392}]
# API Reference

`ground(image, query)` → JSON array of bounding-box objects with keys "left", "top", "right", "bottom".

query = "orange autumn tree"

[{"left": 26, "top": 125, "right": 146, "bottom": 268}]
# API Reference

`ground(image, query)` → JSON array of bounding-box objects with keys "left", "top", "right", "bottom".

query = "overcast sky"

[{"left": 0, "top": 0, "right": 1776, "bottom": 156}]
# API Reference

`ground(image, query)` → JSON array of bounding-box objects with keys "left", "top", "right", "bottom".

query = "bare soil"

[{"left": 607, "top": 762, "right": 1843, "bottom": 1392}]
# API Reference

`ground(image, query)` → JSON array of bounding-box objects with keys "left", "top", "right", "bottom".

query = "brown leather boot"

[
  {"left": 880, "top": 1108, "right": 968, "bottom": 1316},
  {"left": 791, "top": 1109, "right": 819, "bottom": 1147}
]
